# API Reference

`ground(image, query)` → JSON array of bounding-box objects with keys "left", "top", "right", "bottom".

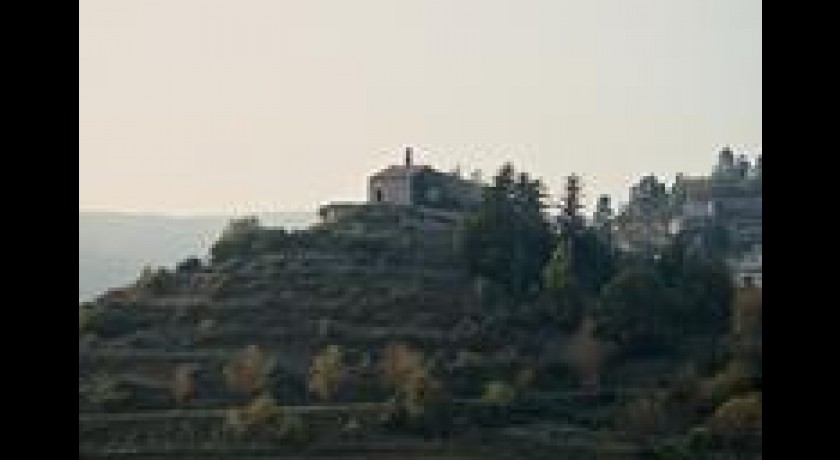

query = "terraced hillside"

[
  {"left": 79, "top": 207, "right": 499, "bottom": 457},
  {"left": 79, "top": 205, "right": 759, "bottom": 459}
]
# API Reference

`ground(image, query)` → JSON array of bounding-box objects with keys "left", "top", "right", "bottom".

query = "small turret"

[
  {"left": 593, "top": 194, "right": 613, "bottom": 229},
  {"left": 714, "top": 146, "right": 736, "bottom": 178},
  {"left": 736, "top": 154, "right": 750, "bottom": 179},
  {"left": 405, "top": 147, "right": 413, "bottom": 168},
  {"left": 719, "top": 146, "right": 735, "bottom": 169}
]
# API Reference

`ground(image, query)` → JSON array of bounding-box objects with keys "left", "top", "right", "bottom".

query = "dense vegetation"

[{"left": 455, "top": 164, "right": 760, "bottom": 456}]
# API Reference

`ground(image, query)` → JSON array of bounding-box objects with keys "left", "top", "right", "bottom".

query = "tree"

[
  {"left": 558, "top": 174, "right": 585, "bottom": 235},
  {"left": 593, "top": 249, "right": 732, "bottom": 355},
  {"left": 459, "top": 163, "right": 553, "bottom": 299},
  {"left": 654, "top": 250, "right": 733, "bottom": 338},
  {"left": 671, "top": 259, "right": 732, "bottom": 337},
  {"left": 594, "top": 266, "right": 672, "bottom": 351},
  {"left": 541, "top": 244, "right": 586, "bottom": 329},
  {"left": 378, "top": 343, "right": 443, "bottom": 418},
  {"left": 541, "top": 176, "right": 615, "bottom": 331},
  {"left": 307, "top": 345, "right": 345, "bottom": 401},
  {"left": 545, "top": 227, "right": 615, "bottom": 297},
  {"left": 544, "top": 243, "right": 576, "bottom": 293},
  {"left": 572, "top": 228, "right": 616, "bottom": 294},
  {"left": 224, "top": 345, "right": 276, "bottom": 396}
]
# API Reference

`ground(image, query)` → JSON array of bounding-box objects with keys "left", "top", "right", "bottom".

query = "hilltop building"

[
  {"left": 609, "top": 147, "right": 762, "bottom": 286},
  {"left": 729, "top": 244, "right": 762, "bottom": 288},
  {"left": 671, "top": 147, "right": 762, "bottom": 254},
  {"left": 319, "top": 147, "right": 484, "bottom": 225},
  {"left": 320, "top": 145, "right": 762, "bottom": 288},
  {"left": 592, "top": 195, "right": 613, "bottom": 229},
  {"left": 368, "top": 147, "right": 483, "bottom": 210}
]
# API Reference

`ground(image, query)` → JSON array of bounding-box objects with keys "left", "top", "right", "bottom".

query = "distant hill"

[{"left": 79, "top": 211, "right": 315, "bottom": 302}]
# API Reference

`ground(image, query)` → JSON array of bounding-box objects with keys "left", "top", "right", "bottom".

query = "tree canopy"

[{"left": 459, "top": 163, "right": 553, "bottom": 299}]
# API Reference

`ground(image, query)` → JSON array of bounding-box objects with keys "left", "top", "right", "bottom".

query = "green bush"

[
  {"left": 707, "top": 392, "right": 762, "bottom": 448},
  {"left": 307, "top": 344, "right": 345, "bottom": 401},
  {"left": 481, "top": 380, "right": 516, "bottom": 404}
]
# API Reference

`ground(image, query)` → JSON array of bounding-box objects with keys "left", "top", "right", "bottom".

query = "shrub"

[
  {"left": 83, "top": 373, "right": 131, "bottom": 410},
  {"left": 621, "top": 394, "right": 669, "bottom": 440},
  {"left": 698, "top": 361, "right": 755, "bottom": 410},
  {"left": 225, "top": 392, "right": 312, "bottom": 443},
  {"left": 686, "top": 426, "right": 713, "bottom": 452},
  {"left": 135, "top": 266, "right": 176, "bottom": 295},
  {"left": 242, "top": 392, "right": 277, "bottom": 427},
  {"left": 513, "top": 366, "right": 536, "bottom": 389},
  {"left": 211, "top": 217, "right": 262, "bottom": 262},
  {"left": 79, "top": 305, "right": 101, "bottom": 336},
  {"left": 563, "top": 316, "right": 602, "bottom": 390},
  {"left": 226, "top": 392, "right": 277, "bottom": 437},
  {"left": 176, "top": 257, "right": 202, "bottom": 273},
  {"left": 274, "top": 411, "right": 311, "bottom": 443},
  {"left": 172, "top": 363, "right": 199, "bottom": 404},
  {"left": 652, "top": 439, "right": 691, "bottom": 460},
  {"left": 707, "top": 392, "right": 761, "bottom": 447}
]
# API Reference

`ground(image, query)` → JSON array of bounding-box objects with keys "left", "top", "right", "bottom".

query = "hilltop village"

[
  {"left": 79, "top": 147, "right": 762, "bottom": 459},
  {"left": 320, "top": 146, "right": 762, "bottom": 288}
]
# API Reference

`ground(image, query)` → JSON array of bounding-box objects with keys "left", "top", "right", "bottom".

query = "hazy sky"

[{"left": 79, "top": 0, "right": 761, "bottom": 215}]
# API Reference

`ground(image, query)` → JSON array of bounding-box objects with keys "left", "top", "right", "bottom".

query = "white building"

[
  {"left": 367, "top": 147, "right": 482, "bottom": 210},
  {"left": 730, "top": 245, "right": 762, "bottom": 288},
  {"left": 368, "top": 147, "right": 421, "bottom": 205}
]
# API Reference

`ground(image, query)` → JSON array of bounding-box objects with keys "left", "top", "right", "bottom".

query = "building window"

[
  {"left": 375, "top": 189, "right": 383, "bottom": 203},
  {"left": 743, "top": 275, "right": 754, "bottom": 288}
]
